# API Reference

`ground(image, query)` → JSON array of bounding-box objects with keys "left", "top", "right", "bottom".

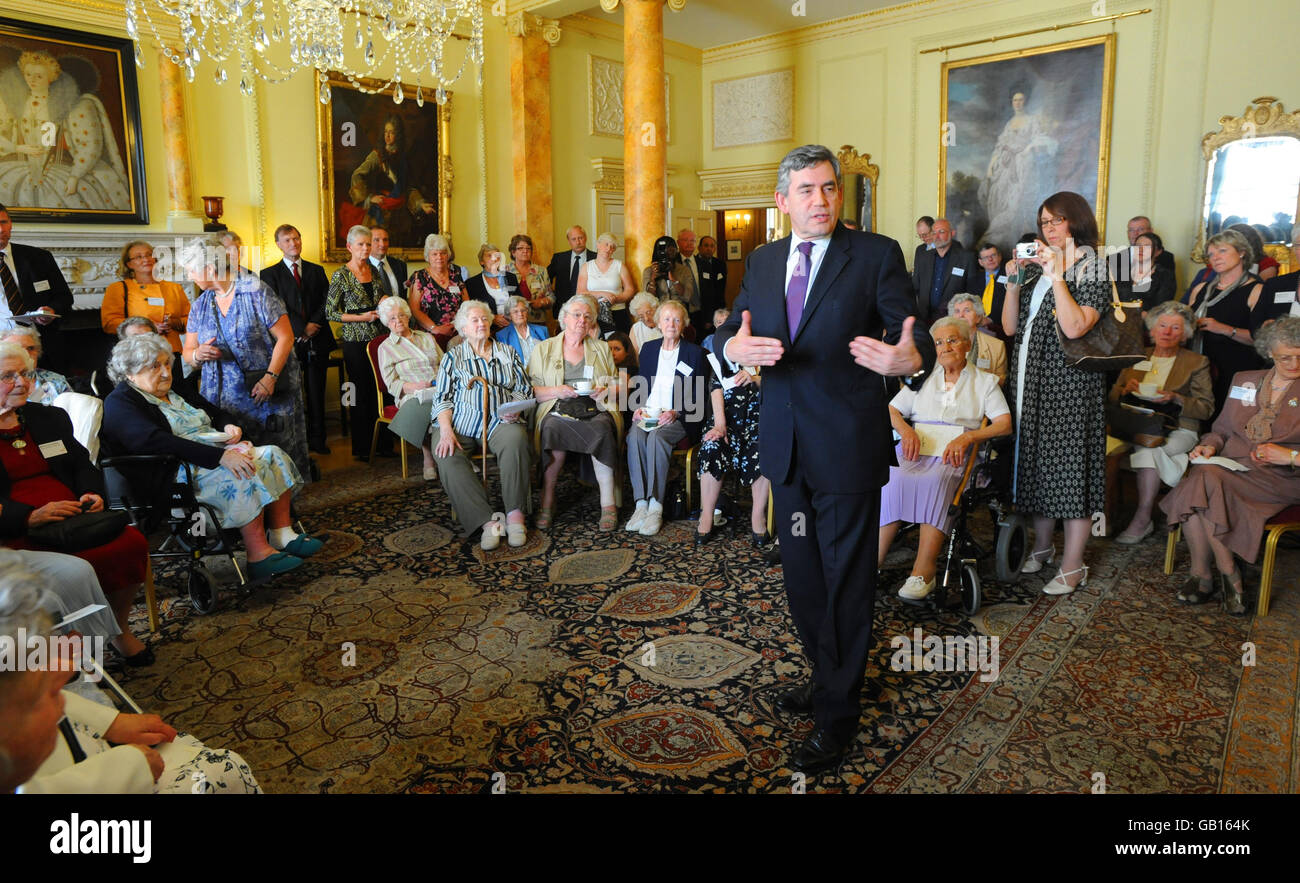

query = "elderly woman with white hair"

[
  {"left": 878, "top": 316, "right": 1011, "bottom": 603},
  {"left": 496, "top": 295, "right": 549, "bottom": 366},
  {"left": 1162, "top": 316, "right": 1300, "bottom": 614},
  {"left": 629, "top": 292, "right": 663, "bottom": 355},
  {"left": 102, "top": 333, "right": 316, "bottom": 580},
  {"left": 0, "top": 327, "right": 69, "bottom": 404},
  {"left": 407, "top": 233, "right": 464, "bottom": 344},
  {"left": 179, "top": 235, "right": 310, "bottom": 478},
  {"left": 577, "top": 232, "right": 637, "bottom": 333},
  {"left": 947, "top": 293, "right": 1007, "bottom": 385},
  {"left": 377, "top": 296, "right": 444, "bottom": 480},
  {"left": 529, "top": 294, "right": 622, "bottom": 531},
  {"left": 1109, "top": 301, "right": 1214, "bottom": 544},
  {"left": 432, "top": 300, "right": 534, "bottom": 550},
  {"left": 326, "top": 224, "right": 394, "bottom": 462}
]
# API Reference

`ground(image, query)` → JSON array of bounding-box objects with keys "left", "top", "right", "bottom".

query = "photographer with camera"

[{"left": 641, "top": 235, "right": 699, "bottom": 329}]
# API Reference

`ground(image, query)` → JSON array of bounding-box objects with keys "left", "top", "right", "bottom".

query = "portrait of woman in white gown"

[
  {"left": 0, "top": 49, "right": 132, "bottom": 212},
  {"left": 979, "top": 89, "right": 1058, "bottom": 249}
]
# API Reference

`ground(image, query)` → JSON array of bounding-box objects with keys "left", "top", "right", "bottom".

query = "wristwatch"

[{"left": 1290, "top": 449, "right": 1297, "bottom": 467}]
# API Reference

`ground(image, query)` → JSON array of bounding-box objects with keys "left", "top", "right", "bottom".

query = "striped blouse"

[{"left": 433, "top": 339, "right": 533, "bottom": 439}]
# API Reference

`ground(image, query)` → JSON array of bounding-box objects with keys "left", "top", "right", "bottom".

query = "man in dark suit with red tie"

[
  {"left": 714, "top": 145, "right": 934, "bottom": 774},
  {"left": 0, "top": 205, "right": 73, "bottom": 371},
  {"left": 547, "top": 225, "right": 597, "bottom": 318},
  {"left": 260, "top": 224, "right": 334, "bottom": 454}
]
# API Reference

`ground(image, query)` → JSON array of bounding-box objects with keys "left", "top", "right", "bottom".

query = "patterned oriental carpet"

[{"left": 119, "top": 461, "right": 1300, "bottom": 794}]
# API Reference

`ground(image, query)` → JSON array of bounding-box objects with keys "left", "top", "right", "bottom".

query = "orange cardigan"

[{"left": 100, "top": 278, "right": 192, "bottom": 353}]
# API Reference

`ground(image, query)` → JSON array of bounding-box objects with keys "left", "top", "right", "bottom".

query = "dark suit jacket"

[
  {"left": 972, "top": 269, "right": 1010, "bottom": 335},
  {"left": 714, "top": 224, "right": 936, "bottom": 492},
  {"left": 1116, "top": 263, "right": 1176, "bottom": 312},
  {"left": 259, "top": 259, "right": 335, "bottom": 353},
  {"left": 8, "top": 243, "right": 74, "bottom": 316},
  {"left": 465, "top": 272, "right": 520, "bottom": 314},
  {"left": 637, "top": 337, "right": 711, "bottom": 445},
  {"left": 691, "top": 255, "right": 728, "bottom": 317},
  {"left": 0, "top": 403, "right": 103, "bottom": 538},
  {"left": 548, "top": 249, "right": 597, "bottom": 313},
  {"left": 911, "top": 243, "right": 980, "bottom": 323},
  {"left": 371, "top": 255, "right": 408, "bottom": 291},
  {"left": 101, "top": 381, "right": 237, "bottom": 506},
  {"left": 1254, "top": 271, "right": 1299, "bottom": 329}
]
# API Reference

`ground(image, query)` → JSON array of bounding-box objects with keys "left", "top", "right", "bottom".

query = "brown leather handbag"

[{"left": 1057, "top": 282, "right": 1145, "bottom": 373}]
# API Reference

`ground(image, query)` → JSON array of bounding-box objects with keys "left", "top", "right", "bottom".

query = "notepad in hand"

[
  {"left": 1189, "top": 455, "right": 1249, "bottom": 472},
  {"left": 914, "top": 423, "right": 965, "bottom": 457},
  {"left": 496, "top": 398, "right": 536, "bottom": 419}
]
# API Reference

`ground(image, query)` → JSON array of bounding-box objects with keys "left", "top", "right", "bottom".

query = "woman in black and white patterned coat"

[{"left": 1001, "top": 191, "right": 1110, "bottom": 596}]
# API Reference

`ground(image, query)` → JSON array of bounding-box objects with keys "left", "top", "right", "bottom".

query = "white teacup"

[
  {"left": 1138, "top": 382, "right": 1158, "bottom": 397},
  {"left": 574, "top": 379, "right": 593, "bottom": 394},
  {"left": 643, "top": 406, "right": 661, "bottom": 427}
]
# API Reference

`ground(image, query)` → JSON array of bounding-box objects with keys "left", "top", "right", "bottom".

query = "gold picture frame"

[
  {"left": 836, "top": 145, "right": 880, "bottom": 232},
  {"left": 315, "top": 72, "right": 453, "bottom": 262},
  {"left": 938, "top": 34, "right": 1115, "bottom": 252}
]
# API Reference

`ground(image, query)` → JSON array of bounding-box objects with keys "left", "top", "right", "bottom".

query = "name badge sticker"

[
  {"left": 676, "top": 361, "right": 692, "bottom": 376},
  {"left": 1277, "top": 290, "right": 1298, "bottom": 304},
  {"left": 996, "top": 275, "right": 1008, "bottom": 284},
  {"left": 583, "top": 365, "right": 594, "bottom": 380},
  {"left": 34, "top": 279, "right": 50, "bottom": 292},
  {"left": 1229, "top": 384, "right": 1256, "bottom": 406},
  {"left": 951, "top": 267, "right": 966, "bottom": 277},
  {"left": 146, "top": 296, "right": 165, "bottom": 306},
  {"left": 977, "top": 357, "right": 991, "bottom": 369},
  {"left": 38, "top": 440, "right": 68, "bottom": 458}
]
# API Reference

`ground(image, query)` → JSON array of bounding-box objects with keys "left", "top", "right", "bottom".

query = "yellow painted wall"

[{"left": 700, "top": 0, "right": 1300, "bottom": 287}]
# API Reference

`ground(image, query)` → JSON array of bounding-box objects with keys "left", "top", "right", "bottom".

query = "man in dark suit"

[
  {"left": 369, "top": 225, "right": 408, "bottom": 298},
  {"left": 974, "top": 242, "right": 1010, "bottom": 336},
  {"left": 1256, "top": 230, "right": 1299, "bottom": 325},
  {"left": 547, "top": 225, "right": 596, "bottom": 317},
  {"left": 260, "top": 224, "right": 334, "bottom": 454},
  {"left": 695, "top": 235, "right": 728, "bottom": 333},
  {"left": 0, "top": 205, "right": 73, "bottom": 372},
  {"left": 911, "top": 218, "right": 980, "bottom": 325},
  {"left": 714, "top": 145, "right": 935, "bottom": 774}
]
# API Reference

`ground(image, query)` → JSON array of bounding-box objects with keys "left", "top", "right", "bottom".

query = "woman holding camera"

[{"left": 1001, "top": 192, "right": 1111, "bottom": 595}]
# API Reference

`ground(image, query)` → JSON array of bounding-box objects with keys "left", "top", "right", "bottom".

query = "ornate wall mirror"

[
  {"left": 836, "top": 145, "right": 880, "bottom": 233},
  {"left": 1195, "top": 97, "right": 1300, "bottom": 274}
]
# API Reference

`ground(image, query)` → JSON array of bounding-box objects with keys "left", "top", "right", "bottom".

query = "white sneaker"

[
  {"left": 639, "top": 511, "right": 663, "bottom": 536},
  {"left": 480, "top": 512, "right": 506, "bottom": 551},
  {"left": 898, "top": 575, "right": 935, "bottom": 600},
  {"left": 1043, "top": 565, "right": 1088, "bottom": 595},
  {"left": 1021, "top": 547, "right": 1055, "bottom": 574},
  {"left": 625, "top": 503, "right": 648, "bottom": 532},
  {"left": 506, "top": 522, "right": 527, "bottom": 548}
]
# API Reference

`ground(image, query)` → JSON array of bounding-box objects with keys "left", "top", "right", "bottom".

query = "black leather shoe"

[
  {"left": 694, "top": 527, "right": 715, "bottom": 548},
  {"left": 763, "top": 544, "right": 782, "bottom": 566},
  {"left": 123, "top": 646, "right": 155, "bottom": 668},
  {"left": 751, "top": 530, "right": 771, "bottom": 549},
  {"left": 775, "top": 681, "right": 813, "bottom": 715},
  {"left": 792, "top": 727, "right": 853, "bottom": 774}
]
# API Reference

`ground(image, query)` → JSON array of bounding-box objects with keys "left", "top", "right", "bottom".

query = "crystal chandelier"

[{"left": 124, "top": 0, "right": 484, "bottom": 104}]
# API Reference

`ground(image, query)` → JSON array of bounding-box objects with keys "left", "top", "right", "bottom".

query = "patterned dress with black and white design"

[
  {"left": 697, "top": 373, "right": 762, "bottom": 484},
  {"left": 1009, "top": 258, "right": 1110, "bottom": 520}
]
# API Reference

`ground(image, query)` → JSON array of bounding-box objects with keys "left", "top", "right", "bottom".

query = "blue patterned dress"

[
  {"left": 138, "top": 388, "right": 303, "bottom": 529},
  {"left": 187, "top": 276, "right": 310, "bottom": 479}
]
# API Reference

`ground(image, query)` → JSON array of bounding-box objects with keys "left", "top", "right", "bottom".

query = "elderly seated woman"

[
  {"left": 495, "top": 295, "right": 549, "bottom": 367},
  {"left": 117, "top": 316, "right": 160, "bottom": 338},
  {"left": 878, "top": 316, "right": 1012, "bottom": 602},
  {"left": 0, "top": 327, "right": 69, "bottom": 404},
  {"left": 1161, "top": 316, "right": 1300, "bottom": 614},
  {"left": 101, "top": 334, "right": 319, "bottom": 580},
  {"left": 626, "top": 301, "right": 709, "bottom": 536},
  {"left": 1109, "top": 301, "right": 1214, "bottom": 543},
  {"left": 377, "top": 296, "right": 444, "bottom": 481},
  {"left": 529, "top": 294, "right": 622, "bottom": 531},
  {"left": 629, "top": 292, "right": 662, "bottom": 355},
  {"left": 433, "top": 300, "right": 535, "bottom": 550},
  {"left": 947, "top": 293, "right": 1007, "bottom": 385}
]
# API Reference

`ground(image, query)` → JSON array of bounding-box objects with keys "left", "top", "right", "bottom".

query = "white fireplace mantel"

[{"left": 16, "top": 229, "right": 203, "bottom": 312}]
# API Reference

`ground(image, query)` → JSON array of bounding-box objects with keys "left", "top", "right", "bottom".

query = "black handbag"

[
  {"left": 1057, "top": 281, "right": 1145, "bottom": 373},
  {"left": 1106, "top": 396, "right": 1179, "bottom": 447},
  {"left": 211, "top": 300, "right": 272, "bottom": 396},
  {"left": 553, "top": 395, "right": 601, "bottom": 419},
  {"left": 28, "top": 510, "right": 130, "bottom": 552}
]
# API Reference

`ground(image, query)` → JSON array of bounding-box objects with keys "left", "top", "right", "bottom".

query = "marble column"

[
  {"left": 620, "top": 0, "right": 669, "bottom": 276},
  {"left": 507, "top": 14, "right": 561, "bottom": 255},
  {"left": 158, "top": 60, "right": 203, "bottom": 232}
]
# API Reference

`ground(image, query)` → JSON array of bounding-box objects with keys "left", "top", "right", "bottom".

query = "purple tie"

[{"left": 786, "top": 241, "right": 814, "bottom": 337}]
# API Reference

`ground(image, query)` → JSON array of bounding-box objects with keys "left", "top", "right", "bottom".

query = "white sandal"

[
  {"left": 1043, "top": 565, "right": 1088, "bottom": 596},
  {"left": 1021, "top": 546, "right": 1055, "bottom": 574}
]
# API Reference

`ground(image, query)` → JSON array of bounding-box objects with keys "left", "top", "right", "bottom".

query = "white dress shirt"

[
  {"left": 722, "top": 233, "right": 830, "bottom": 366},
  {"left": 0, "top": 244, "right": 19, "bottom": 320}
]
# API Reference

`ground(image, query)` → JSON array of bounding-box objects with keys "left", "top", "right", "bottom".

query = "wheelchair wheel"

[
  {"left": 188, "top": 565, "right": 218, "bottom": 615},
  {"left": 960, "top": 564, "right": 981, "bottom": 615},
  {"left": 995, "top": 514, "right": 1029, "bottom": 583}
]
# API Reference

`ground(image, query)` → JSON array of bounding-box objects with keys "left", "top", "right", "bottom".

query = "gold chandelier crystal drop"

[{"left": 124, "top": 0, "right": 484, "bottom": 103}]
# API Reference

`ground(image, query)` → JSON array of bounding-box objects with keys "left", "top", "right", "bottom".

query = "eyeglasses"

[
  {"left": 934, "top": 336, "right": 966, "bottom": 349},
  {"left": 0, "top": 370, "right": 37, "bottom": 384},
  {"left": 1038, "top": 215, "right": 1068, "bottom": 229}
]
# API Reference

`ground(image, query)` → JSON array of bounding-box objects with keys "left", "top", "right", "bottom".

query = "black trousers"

[
  {"left": 297, "top": 342, "right": 329, "bottom": 448},
  {"left": 771, "top": 452, "right": 881, "bottom": 739},
  {"left": 340, "top": 340, "right": 391, "bottom": 458}
]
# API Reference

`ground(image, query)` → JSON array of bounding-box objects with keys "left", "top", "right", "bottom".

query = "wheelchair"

[
  {"left": 907, "top": 433, "right": 1028, "bottom": 616},
  {"left": 99, "top": 453, "right": 252, "bottom": 615}
]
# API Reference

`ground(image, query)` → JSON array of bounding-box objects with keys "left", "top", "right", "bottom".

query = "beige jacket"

[{"left": 527, "top": 333, "right": 624, "bottom": 436}]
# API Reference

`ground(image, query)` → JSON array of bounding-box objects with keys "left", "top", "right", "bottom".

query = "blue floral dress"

[
  {"left": 187, "top": 276, "right": 310, "bottom": 479},
  {"left": 139, "top": 388, "right": 303, "bottom": 529}
]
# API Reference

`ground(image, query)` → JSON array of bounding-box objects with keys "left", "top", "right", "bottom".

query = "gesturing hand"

[
  {"left": 850, "top": 315, "right": 923, "bottom": 377},
  {"left": 727, "top": 310, "right": 784, "bottom": 367}
]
